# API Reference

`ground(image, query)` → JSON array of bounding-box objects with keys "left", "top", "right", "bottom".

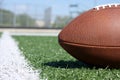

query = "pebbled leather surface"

[
  {"left": 59, "top": 7, "right": 120, "bottom": 47},
  {"left": 58, "top": 6, "right": 120, "bottom": 68}
]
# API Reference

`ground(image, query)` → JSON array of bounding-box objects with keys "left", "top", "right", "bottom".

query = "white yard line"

[
  {"left": 0, "top": 32, "right": 40, "bottom": 80},
  {"left": 11, "top": 32, "right": 59, "bottom": 36},
  {"left": 0, "top": 29, "right": 61, "bottom": 36}
]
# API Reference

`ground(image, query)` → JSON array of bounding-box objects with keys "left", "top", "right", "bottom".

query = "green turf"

[{"left": 14, "top": 36, "right": 120, "bottom": 80}]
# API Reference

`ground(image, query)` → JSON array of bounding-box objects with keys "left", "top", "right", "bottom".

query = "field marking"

[
  {"left": 0, "top": 32, "right": 40, "bottom": 80},
  {"left": 0, "top": 29, "right": 61, "bottom": 36},
  {"left": 11, "top": 32, "right": 59, "bottom": 36}
]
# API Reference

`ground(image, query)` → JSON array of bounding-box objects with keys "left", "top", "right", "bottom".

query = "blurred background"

[{"left": 0, "top": 0, "right": 120, "bottom": 29}]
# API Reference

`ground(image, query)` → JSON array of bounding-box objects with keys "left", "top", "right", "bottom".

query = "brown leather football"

[{"left": 58, "top": 4, "right": 120, "bottom": 68}]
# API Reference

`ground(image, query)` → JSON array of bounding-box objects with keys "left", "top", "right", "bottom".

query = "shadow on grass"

[
  {"left": 43, "top": 60, "right": 119, "bottom": 69},
  {"left": 43, "top": 60, "right": 92, "bottom": 69}
]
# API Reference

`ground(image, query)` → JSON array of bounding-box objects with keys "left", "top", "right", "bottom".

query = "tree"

[
  {"left": 16, "top": 14, "right": 35, "bottom": 27},
  {"left": 52, "top": 16, "right": 72, "bottom": 28},
  {"left": 0, "top": 9, "right": 14, "bottom": 26}
]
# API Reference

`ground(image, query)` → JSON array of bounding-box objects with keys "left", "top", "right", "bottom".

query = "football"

[{"left": 58, "top": 4, "right": 120, "bottom": 68}]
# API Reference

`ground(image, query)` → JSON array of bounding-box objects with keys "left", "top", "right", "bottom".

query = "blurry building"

[
  {"left": 44, "top": 7, "right": 52, "bottom": 28},
  {"left": 35, "top": 20, "right": 45, "bottom": 27}
]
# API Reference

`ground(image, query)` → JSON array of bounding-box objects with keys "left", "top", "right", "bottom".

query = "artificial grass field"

[{"left": 14, "top": 36, "right": 120, "bottom": 80}]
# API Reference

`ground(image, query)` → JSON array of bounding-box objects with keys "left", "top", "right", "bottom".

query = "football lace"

[{"left": 94, "top": 3, "right": 120, "bottom": 10}]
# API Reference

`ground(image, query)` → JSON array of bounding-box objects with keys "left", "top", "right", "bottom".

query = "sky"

[{"left": 1, "top": 0, "right": 120, "bottom": 19}]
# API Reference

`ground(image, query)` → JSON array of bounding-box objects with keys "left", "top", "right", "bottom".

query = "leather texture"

[{"left": 58, "top": 5, "right": 120, "bottom": 68}]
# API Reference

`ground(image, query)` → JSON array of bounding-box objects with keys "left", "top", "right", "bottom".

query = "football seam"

[{"left": 59, "top": 41, "right": 120, "bottom": 48}]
